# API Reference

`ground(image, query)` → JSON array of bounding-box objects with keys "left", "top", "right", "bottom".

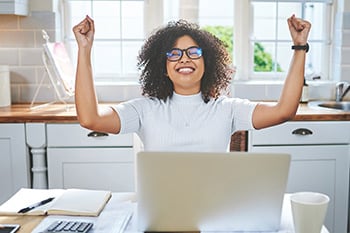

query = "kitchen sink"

[{"left": 308, "top": 101, "right": 350, "bottom": 112}]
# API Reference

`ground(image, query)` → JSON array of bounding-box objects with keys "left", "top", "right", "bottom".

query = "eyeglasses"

[{"left": 166, "top": 46, "right": 202, "bottom": 62}]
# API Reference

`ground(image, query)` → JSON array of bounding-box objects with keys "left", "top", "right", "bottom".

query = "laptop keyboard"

[{"left": 41, "top": 220, "right": 93, "bottom": 233}]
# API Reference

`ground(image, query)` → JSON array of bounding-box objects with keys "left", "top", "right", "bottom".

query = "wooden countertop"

[
  {"left": 0, "top": 102, "right": 349, "bottom": 123},
  {"left": 0, "top": 215, "right": 45, "bottom": 233}
]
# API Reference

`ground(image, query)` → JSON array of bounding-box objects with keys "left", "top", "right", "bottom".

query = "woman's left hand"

[{"left": 287, "top": 14, "right": 311, "bottom": 45}]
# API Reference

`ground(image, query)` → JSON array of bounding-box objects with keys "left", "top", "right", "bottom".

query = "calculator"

[{"left": 41, "top": 220, "right": 93, "bottom": 233}]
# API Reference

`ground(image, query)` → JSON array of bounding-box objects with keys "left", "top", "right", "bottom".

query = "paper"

[
  {"left": 31, "top": 195, "right": 134, "bottom": 233},
  {"left": 0, "top": 188, "right": 111, "bottom": 217}
]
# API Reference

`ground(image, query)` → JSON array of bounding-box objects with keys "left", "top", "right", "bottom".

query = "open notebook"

[
  {"left": 137, "top": 151, "right": 291, "bottom": 232},
  {"left": 0, "top": 188, "right": 111, "bottom": 217}
]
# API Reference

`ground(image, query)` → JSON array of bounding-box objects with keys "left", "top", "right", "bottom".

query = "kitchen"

[{"left": 0, "top": 0, "right": 350, "bottom": 233}]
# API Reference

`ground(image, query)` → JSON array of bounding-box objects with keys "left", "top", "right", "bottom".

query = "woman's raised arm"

[
  {"left": 73, "top": 16, "right": 121, "bottom": 134},
  {"left": 252, "top": 15, "right": 311, "bottom": 130}
]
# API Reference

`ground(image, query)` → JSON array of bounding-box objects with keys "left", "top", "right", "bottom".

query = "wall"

[
  {"left": 333, "top": 0, "right": 350, "bottom": 83},
  {"left": 0, "top": 0, "right": 60, "bottom": 104},
  {"left": 341, "top": 1, "right": 350, "bottom": 82}
]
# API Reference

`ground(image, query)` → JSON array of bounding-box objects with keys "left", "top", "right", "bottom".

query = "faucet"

[{"left": 335, "top": 81, "right": 350, "bottom": 102}]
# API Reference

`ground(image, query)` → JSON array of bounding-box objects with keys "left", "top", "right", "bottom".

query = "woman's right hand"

[{"left": 72, "top": 15, "right": 95, "bottom": 49}]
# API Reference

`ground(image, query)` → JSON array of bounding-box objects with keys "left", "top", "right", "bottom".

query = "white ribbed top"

[{"left": 113, "top": 92, "right": 257, "bottom": 152}]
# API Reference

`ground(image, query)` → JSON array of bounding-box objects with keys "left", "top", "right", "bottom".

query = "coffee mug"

[{"left": 291, "top": 192, "right": 329, "bottom": 233}]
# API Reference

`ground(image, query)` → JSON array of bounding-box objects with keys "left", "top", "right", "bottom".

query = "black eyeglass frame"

[{"left": 166, "top": 46, "right": 203, "bottom": 62}]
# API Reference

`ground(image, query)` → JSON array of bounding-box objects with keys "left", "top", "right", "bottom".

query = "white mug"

[{"left": 291, "top": 192, "right": 329, "bottom": 233}]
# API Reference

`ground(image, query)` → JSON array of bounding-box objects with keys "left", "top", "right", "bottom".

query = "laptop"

[{"left": 136, "top": 151, "right": 291, "bottom": 232}]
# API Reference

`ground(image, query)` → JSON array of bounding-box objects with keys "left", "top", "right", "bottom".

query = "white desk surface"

[{"left": 32, "top": 193, "right": 329, "bottom": 233}]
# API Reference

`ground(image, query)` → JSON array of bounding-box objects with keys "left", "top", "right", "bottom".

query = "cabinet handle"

[
  {"left": 87, "top": 131, "right": 109, "bottom": 137},
  {"left": 292, "top": 128, "right": 313, "bottom": 136}
]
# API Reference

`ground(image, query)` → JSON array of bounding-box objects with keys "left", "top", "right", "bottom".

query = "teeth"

[{"left": 178, "top": 67, "right": 194, "bottom": 73}]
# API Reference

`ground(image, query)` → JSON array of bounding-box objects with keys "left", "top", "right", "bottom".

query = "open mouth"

[{"left": 176, "top": 67, "right": 195, "bottom": 74}]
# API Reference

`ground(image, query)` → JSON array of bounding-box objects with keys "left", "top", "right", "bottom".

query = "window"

[
  {"left": 248, "top": 0, "right": 332, "bottom": 80},
  {"left": 63, "top": 0, "right": 333, "bottom": 84},
  {"left": 63, "top": 0, "right": 144, "bottom": 82}
]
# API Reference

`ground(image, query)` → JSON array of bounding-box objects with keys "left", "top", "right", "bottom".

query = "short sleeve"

[
  {"left": 112, "top": 98, "right": 144, "bottom": 134},
  {"left": 231, "top": 98, "right": 258, "bottom": 132}
]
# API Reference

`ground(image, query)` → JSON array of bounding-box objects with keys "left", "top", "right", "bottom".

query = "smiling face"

[{"left": 166, "top": 35, "right": 205, "bottom": 95}]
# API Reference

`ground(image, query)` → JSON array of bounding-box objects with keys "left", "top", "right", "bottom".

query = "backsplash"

[{"left": 0, "top": 11, "right": 63, "bottom": 104}]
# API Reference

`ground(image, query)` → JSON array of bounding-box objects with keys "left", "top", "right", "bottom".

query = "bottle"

[{"left": 300, "top": 78, "right": 309, "bottom": 103}]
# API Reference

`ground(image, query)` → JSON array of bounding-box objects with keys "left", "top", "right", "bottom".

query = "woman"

[{"left": 72, "top": 15, "right": 311, "bottom": 152}]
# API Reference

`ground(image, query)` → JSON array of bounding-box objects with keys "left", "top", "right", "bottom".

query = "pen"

[{"left": 18, "top": 197, "right": 55, "bottom": 213}]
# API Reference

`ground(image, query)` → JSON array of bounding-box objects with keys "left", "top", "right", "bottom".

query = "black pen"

[{"left": 18, "top": 197, "right": 55, "bottom": 213}]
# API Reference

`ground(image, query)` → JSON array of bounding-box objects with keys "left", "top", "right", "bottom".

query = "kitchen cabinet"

[
  {"left": 248, "top": 121, "right": 350, "bottom": 233},
  {"left": 0, "top": 123, "right": 30, "bottom": 204},
  {"left": 46, "top": 123, "right": 139, "bottom": 192},
  {"left": 0, "top": 0, "right": 28, "bottom": 15}
]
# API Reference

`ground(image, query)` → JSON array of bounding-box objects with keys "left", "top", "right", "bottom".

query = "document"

[
  {"left": 0, "top": 188, "right": 111, "bottom": 217},
  {"left": 31, "top": 194, "right": 134, "bottom": 233}
]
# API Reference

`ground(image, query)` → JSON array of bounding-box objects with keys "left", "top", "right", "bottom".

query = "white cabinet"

[
  {"left": 0, "top": 0, "right": 28, "bottom": 15},
  {"left": 0, "top": 123, "right": 30, "bottom": 204},
  {"left": 248, "top": 121, "right": 350, "bottom": 233},
  {"left": 47, "top": 123, "right": 139, "bottom": 192}
]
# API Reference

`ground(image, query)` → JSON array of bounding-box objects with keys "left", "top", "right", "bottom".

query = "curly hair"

[{"left": 137, "top": 20, "right": 232, "bottom": 103}]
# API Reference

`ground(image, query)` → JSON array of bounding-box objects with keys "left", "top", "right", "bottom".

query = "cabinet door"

[
  {"left": 250, "top": 145, "right": 349, "bottom": 233},
  {"left": 47, "top": 148, "right": 135, "bottom": 192},
  {"left": 249, "top": 121, "right": 350, "bottom": 146},
  {"left": 47, "top": 123, "right": 133, "bottom": 147},
  {"left": 0, "top": 124, "right": 30, "bottom": 204}
]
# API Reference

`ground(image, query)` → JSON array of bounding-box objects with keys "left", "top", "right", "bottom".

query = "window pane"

[
  {"left": 121, "top": 1, "right": 144, "bottom": 38},
  {"left": 199, "top": 0, "right": 234, "bottom": 26},
  {"left": 122, "top": 41, "right": 144, "bottom": 74},
  {"left": 277, "top": 3, "right": 301, "bottom": 40},
  {"left": 93, "top": 42, "right": 122, "bottom": 76},
  {"left": 254, "top": 42, "right": 276, "bottom": 72},
  {"left": 252, "top": 2, "right": 276, "bottom": 40},
  {"left": 92, "top": 1, "right": 121, "bottom": 39},
  {"left": 253, "top": 42, "right": 290, "bottom": 73},
  {"left": 275, "top": 43, "right": 292, "bottom": 72}
]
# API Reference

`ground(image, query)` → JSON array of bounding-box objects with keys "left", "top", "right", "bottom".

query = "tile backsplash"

[{"left": 0, "top": 11, "right": 60, "bottom": 104}]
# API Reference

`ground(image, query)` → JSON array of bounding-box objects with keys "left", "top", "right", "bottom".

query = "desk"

[
  {"left": 0, "top": 215, "right": 44, "bottom": 232},
  {"left": 0, "top": 193, "right": 329, "bottom": 233}
]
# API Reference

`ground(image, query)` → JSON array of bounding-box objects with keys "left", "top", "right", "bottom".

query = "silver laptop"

[{"left": 136, "top": 151, "right": 291, "bottom": 232}]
